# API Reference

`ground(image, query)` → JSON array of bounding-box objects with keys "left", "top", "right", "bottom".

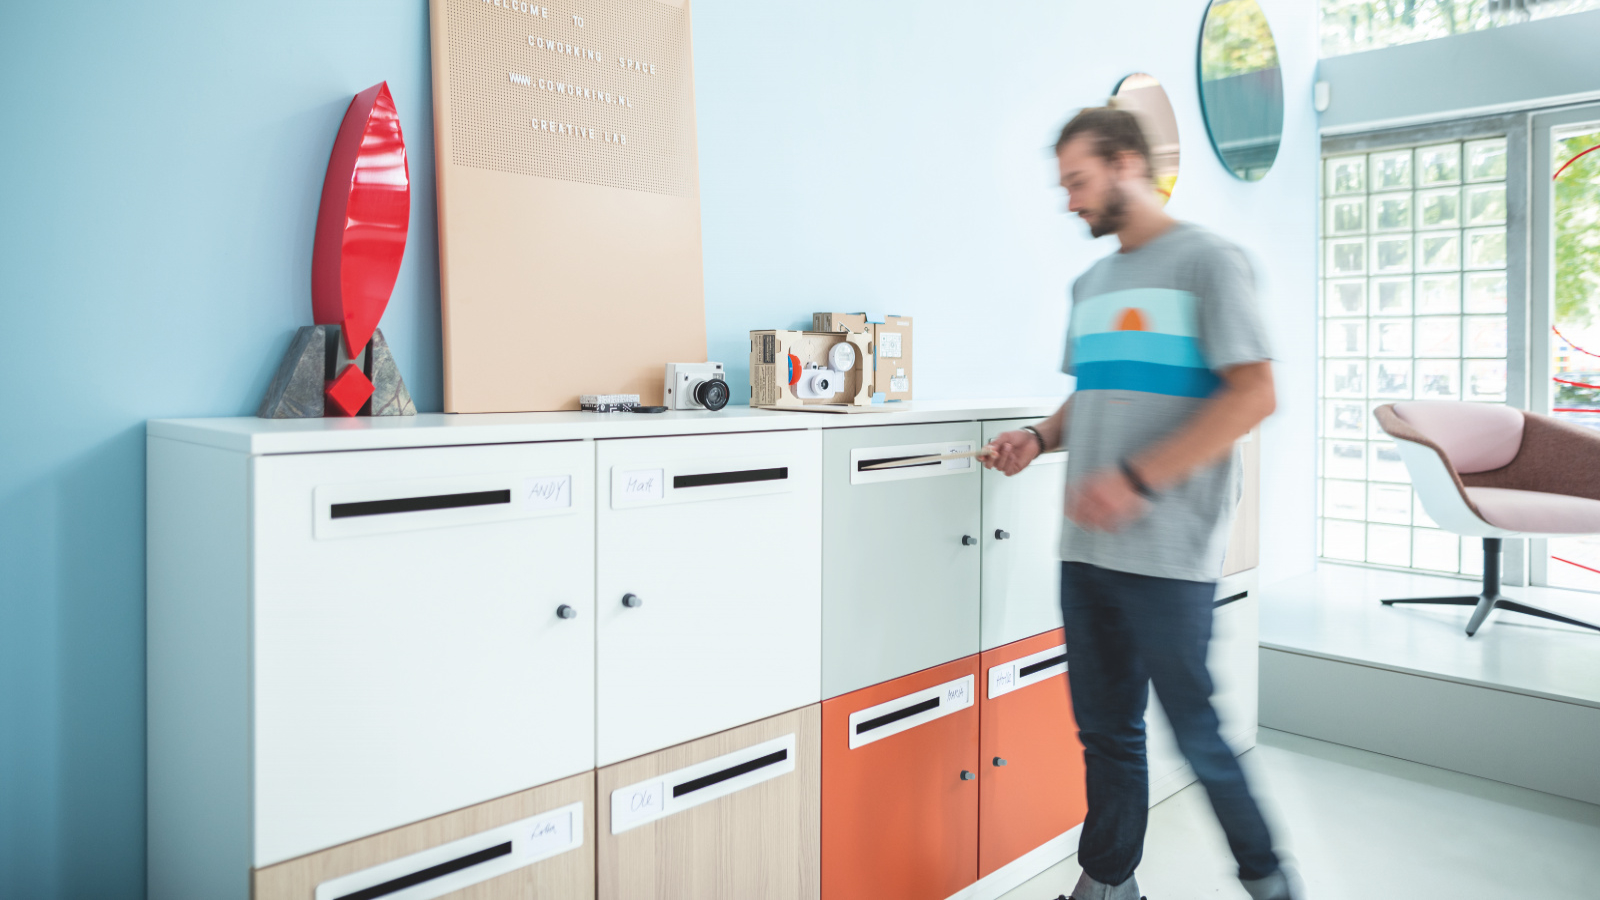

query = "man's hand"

[
  {"left": 982, "top": 430, "right": 1042, "bottom": 476},
  {"left": 1066, "top": 468, "right": 1149, "bottom": 532}
]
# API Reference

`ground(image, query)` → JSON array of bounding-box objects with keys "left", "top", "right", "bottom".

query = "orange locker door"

[
  {"left": 978, "top": 629, "right": 1087, "bottom": 878},
  {"left": 822, "top": 656, "right": 980, "bottom": 900}
]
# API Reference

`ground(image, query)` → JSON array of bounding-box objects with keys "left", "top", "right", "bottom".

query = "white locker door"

[
  {"left": 251, "top": 440, "right": 596, "bottom": 867},
  {"left": 980, "top": 417, "right": 1068, "bottom": 650},
  {"left": 595, "top": 430, "right": 822, "bottom": 766}
]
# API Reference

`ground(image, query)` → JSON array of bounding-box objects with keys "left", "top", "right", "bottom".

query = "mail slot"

[{"left": 822, "top": 656, "right": 981, "bottom": 900}]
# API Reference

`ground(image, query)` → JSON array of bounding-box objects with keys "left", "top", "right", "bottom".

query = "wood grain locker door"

[
  {"left": 821, "top": 423, "right": 982, "bottom": 699},
  {"left": 253, "top": 770, "right": 595, "bottom": 900},
  {"left": 980, "top": 418, "right": 1067, "bottom": 651},
  {"left": 251, "top": 440, "right": 596, "bottom": 866},
  {"left": 977, "top": 629, "right": 1086, "bottom": 879},
  {"left": 597, "top": 706, "right": 821, "bottom": 900},
  {"left": 594, "top": 430, "right": 822, "bottom": 766},
  {"left": 821, "top": 657, "right": 980, "bottom": 900}
]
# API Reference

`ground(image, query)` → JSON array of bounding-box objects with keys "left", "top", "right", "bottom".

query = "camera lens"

[
  {"left": 815, "top": 376, "right": 831, "bottom": 392},
  {"left": 695, "top": 378, "right": 730, "bottom": 411}
]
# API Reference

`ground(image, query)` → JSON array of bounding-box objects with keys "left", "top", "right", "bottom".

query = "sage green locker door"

[
  {"left": 980, "top": 418, "right": 1068, "bottom": 650},
  {"left": 822, "top": 422, "right": 982, "bottom": 699}
]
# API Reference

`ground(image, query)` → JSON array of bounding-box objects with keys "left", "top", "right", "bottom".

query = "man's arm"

[
  {"left": 1068, "top": 361, "right": 1274, "bottom": 531},
  {"left": 983, "top": 396, "right": 1072, "bottom": 476}
]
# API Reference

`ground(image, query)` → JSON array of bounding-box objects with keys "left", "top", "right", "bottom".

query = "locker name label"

[
  {"left": 522, "top": 474, "right": 573, "bottom": 510},
  {"left": 618, "top": 468, "right": 664, "bottom": 502}
]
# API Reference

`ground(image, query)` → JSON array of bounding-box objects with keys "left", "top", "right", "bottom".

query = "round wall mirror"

[
  {"left": 1112, "top": 73, "right": 1180, "bottom": 204},
  {"left": 1197, "top": 0, "right": 1284, "bottom": 181}
]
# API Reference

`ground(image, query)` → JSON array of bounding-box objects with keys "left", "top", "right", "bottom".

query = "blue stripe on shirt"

[{"left": 1075, "top": 360, "right": 1222, "bottom": 398}]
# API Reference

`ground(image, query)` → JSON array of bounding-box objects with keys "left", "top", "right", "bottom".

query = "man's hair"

[{"left": 1054, "top": 106, "right": 1152, "bottom": 174}]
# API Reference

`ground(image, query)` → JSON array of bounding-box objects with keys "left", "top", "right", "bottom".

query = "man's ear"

[{"left": 1113, "top": 150, "right": 1150, "bottom": 183}]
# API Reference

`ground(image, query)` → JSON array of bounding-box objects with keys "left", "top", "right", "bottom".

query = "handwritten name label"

[
  {"left": 610, "top": 780, "right": 666, "bottom": 832},
  {"left": 619, "top": 469, "right": 664, "bottom": 502},
  {"left": 988, "top": 664, "right": 1016, "bottom": 698},
  {"left": 523, "top": 809, "right": 574, "bottom": 857},
  {"left": 522, "top": 475, "right": 572, "bottom": 510},
  {"left": 945, "top": 680, "right": 970, "bottom": 706}
]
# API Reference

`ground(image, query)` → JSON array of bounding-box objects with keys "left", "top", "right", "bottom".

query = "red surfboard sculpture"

[
  {"left": 256, "top": 81, "right": 415, "bottom": 419},
  {"left": 313, "top": 81, "right": 410, "bottom": 361}
]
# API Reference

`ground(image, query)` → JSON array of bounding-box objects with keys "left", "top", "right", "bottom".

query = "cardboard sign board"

[{"left": 429, "top": 0, "right": 706, "bottom": 412}]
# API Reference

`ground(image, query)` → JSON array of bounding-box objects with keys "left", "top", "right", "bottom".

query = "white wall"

[{"left": 694, "top": 0, "right": 1320, "bottom": 587}]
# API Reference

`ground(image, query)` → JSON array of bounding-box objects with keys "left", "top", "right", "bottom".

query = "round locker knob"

[
  {"left": 960, "top": 770, "right": 977, "bottom": 781},
  {"left": 994, "top": 529, "right": 1010, "bottom": 541},
  {"left": 556, "top": 604, "right": 578, "bottom": 620},
  {"left": 962, "top": 535, "right": 977, "bottom": 546},
  {"left": 621, "top": 593, "right": 643, "bottom": 609},
  {"left": 993, "top": 757, "right": 1008, "bottom": 767}
]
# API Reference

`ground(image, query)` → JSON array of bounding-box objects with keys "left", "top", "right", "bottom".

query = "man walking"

[{"left": 984, "top": 107, "right": 1295, "bottom": 900}]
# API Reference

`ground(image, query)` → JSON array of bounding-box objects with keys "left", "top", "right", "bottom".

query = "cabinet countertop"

[{"left": 148, "top": 398, "right": 1063, "bottom": 455}]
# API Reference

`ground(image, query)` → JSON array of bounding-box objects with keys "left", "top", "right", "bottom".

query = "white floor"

[
  {"left": 997, "top": 728, "right": 1600, "bottom": 900},
  {"left": 1258, "top": 563, "right": 1600, "bottom": 708}
]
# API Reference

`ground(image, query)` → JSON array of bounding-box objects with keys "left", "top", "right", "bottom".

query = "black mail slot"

[
  {"left": 857, "top": 455, "right": 941, "bottom": 472},
  {"left": 673, "top": 467, "right": 789, "bottom": 489},
  {"left": 1214, "top": 591, "right": 1248, "bottom": 609},
  {"left": 673, "top": 749, "right": 789, "bottom": 797},
  {"left": 1018, "top": 653, "right": 1068, "bottom": 679},
  {"left": 330, "top": 489, "right": 512, "bottom": 519},
  {"left": 855, "top": 696, "right": 940, "bottom": 735},
  {"left": 334, "top": 841, "right": 512, "bottom": 900}
]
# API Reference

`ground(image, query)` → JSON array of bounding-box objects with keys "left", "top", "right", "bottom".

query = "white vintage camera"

[
  {"left": 664, "top": 362, "right": 731, "bottom": 411},
  {"left": 792, "top": 343, "right": 857, "bottom": 400}
]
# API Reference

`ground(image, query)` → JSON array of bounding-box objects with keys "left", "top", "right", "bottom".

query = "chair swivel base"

[
  {"left": 1381, "top": 593, "right": 1600, "bottom": 637},
  {"left": 1381, "top": 538, "right": 1600, "bottom": 636}
]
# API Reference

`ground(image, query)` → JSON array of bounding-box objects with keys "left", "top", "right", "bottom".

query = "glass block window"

[{"left": 1319, "top": 138, "right": 1509, "bottom": 572}]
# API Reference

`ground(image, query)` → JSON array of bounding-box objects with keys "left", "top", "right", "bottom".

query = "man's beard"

[{"left": 1087, "top": 183, "right": 1127, "bottom": 238}]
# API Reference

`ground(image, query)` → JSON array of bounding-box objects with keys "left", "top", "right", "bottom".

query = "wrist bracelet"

[
  {"left": 1021, "top": 426, "right": 1047, "bottom": 454},
  {"left": 1120, "top": 459, "right": 1156, "bottom": 499}
]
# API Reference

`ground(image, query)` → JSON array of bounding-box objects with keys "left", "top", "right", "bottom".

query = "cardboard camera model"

[
  {"left": 664, "top": 361, "right": 731, "bottom": 411},
  {"left": 748, "top": 329, "right": 873, "bottom": 410}
]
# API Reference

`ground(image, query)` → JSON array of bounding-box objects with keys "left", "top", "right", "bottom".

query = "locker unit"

[
  {"left": 250, "top": 441, "right": 598, "bottom": 867},
  {"left": 977, "top": 629, "right": 1086, "bottom": 879},
  {"left": 821, "top": 422, "right": 983, "bottom": 698},
  {"left": 597, "top": 705, "right": 821, "bottom": 900},
  {"left": 595, "top": 430, "right": 823, "bottom": 765},
  {"left": 252, "top": 771, "right": 595, "bottom": 900},
  {"left": 979, "top": 418, "right": 1068, "bottom": 650},
  {"left": 821, "top": 656, "right": 981, "bottom": 900}
]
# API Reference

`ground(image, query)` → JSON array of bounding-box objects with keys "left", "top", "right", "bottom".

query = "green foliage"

[
  {"left": 1555, "top": 131, "right": 1600, "bottom": 331},
  {"left": 1202, "top": 0, "right": 1279, "bottom": 81},
  {"left": 1319, "top": 0, "right": 1489, "bottom": 56}
]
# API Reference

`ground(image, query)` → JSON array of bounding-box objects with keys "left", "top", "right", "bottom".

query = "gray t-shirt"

[{"left": 1059, "top": 222, "right": 1271, "bottom": 582}]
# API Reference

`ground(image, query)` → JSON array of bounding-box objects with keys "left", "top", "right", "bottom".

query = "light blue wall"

[
  {"left": 0, "top": 1, "right": 1316, "bottom": 896},
  {"left": 1318, "top": 9, "right": 1600, "bottom": 133}
]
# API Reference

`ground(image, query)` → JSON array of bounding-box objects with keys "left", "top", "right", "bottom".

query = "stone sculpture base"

[{"left": 257, "top": 325, "right": 416, "bottom": 418}]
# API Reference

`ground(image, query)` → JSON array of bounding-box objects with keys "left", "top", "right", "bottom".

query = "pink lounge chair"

[{"left": 1373, "top": 401, "right": 1600, "bottom": 636}]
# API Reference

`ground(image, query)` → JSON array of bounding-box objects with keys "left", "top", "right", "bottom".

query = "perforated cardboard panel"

[{"left": 430, "top": 0, "right": 706, "bottom": 412}]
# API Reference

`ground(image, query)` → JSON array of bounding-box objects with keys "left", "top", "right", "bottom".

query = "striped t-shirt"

[{"left": 1060, "top": 222, "right": 1271, "bottom": 582}]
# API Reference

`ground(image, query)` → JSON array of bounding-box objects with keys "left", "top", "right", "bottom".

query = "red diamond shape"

[{"left": 325, "top": 364, "right": 374, "bottom": 417}]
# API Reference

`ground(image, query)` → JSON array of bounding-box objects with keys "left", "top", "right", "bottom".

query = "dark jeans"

[{"left": 1059, "top": 561, "right": 1279, "bottom": 885}]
